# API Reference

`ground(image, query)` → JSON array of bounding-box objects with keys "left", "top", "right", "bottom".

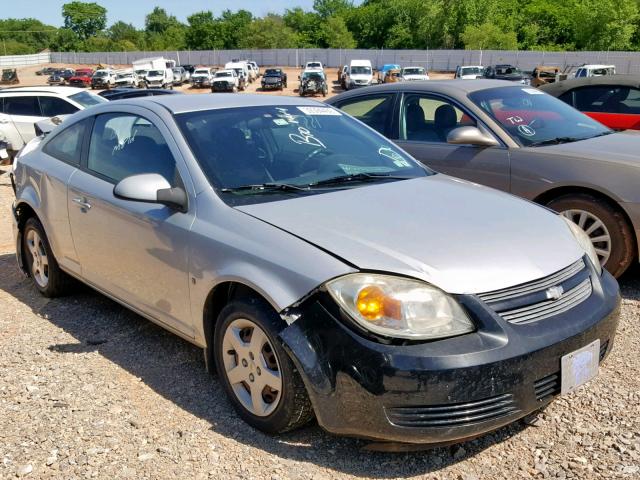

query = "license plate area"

[{"left": 561, "top": 339, "right": 600, "bottom": 395}]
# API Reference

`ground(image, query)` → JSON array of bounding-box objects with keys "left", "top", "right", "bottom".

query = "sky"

[{"left": 4, "top": 0, "right": 321, "bottom": 28}]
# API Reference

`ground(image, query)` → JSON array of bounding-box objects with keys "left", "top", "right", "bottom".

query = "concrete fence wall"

[
  {"left": 0, "top": 52, "right": 51, "bottom": 68},
  {"left": 10, "top": 49, "right": 640, "bottom": 73}
]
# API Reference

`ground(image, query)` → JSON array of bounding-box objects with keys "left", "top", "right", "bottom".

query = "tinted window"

[
  {"left": 39, "top": 96, "right": 79, "bottom": 117},
  {"left": 4, "top": 96, "right": 40, "bottom": 116},
  {"left": 42, "top": 120, "right": 86, "bottom": 165},
  {"left": 572, "top": 86, "right": 640, "bottom": 114},
  {"left": 400, "top": 94, "right": 476, "bottom": 142},
  {"left": 69, "top": 91, "right": 107, "bottom": 108},
  {"left": 337, "top": 94, "right": 395, "bottom": 135},
  {"left": 87, "top": 113, "right": 177, "bottom": 185}
]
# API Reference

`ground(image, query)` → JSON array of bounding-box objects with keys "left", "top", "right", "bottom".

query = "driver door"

[{"left": 67, "top": 109, "right": 195, "bottom": 337}]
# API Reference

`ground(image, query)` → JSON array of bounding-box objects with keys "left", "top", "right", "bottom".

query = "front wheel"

[
  {"left": 546, "top": 193, "right": 635, "bottom": 277},
  {"left": 214, "top": 299, "right": 314, "bottom": 434},
  {"left": 23, "top": 217, "right": 73, "bottom": 297}
]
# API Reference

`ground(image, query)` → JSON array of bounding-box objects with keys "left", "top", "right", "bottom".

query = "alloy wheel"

[
  {"left": 26, "top": 229, "right": 49, "bottom": 288},
  {"left": 221, "top": 318, "right": 282, "bottom": 417},
  {"left": 561, "top": 209, "right": 611, "bottom": 266}
]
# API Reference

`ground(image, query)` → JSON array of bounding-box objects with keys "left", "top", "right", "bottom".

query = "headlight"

[
  {"left": 561, "top": 216, "right": 603, "bottom": 275},
  {"left": 326, "top": 274, "right": 474, "bottom": 340}
]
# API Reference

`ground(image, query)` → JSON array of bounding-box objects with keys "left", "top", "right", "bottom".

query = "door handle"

[{"left": 72, "top": 197, "right": 92, "bottom": 210}]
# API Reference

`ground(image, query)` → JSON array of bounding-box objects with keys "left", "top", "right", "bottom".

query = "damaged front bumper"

[{"left": 278, "top": 268, "right": 620, "bottom": 444}]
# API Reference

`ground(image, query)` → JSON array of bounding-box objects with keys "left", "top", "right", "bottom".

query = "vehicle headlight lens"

[
  {"left": 561, "top": 216, "right": 603, "bottom": 275},
  {"left": 326, "top": 274, "right": 474, "bottom": 340}
]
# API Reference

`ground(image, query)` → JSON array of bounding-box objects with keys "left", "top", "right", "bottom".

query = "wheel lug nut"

[
  {"left": 241, "top": 359, "right": 248, "bottom": 367},
  {"left": 256, "top": 367, "right": 261, "bottom": 376},
  {"left": 249, "top": 352, "right": 254, "bottom": 360},
  {"left": 249, "top": 373, "right": 254, "bottom": 382}
]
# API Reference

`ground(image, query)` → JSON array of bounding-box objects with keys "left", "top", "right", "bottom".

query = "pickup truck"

[
  {"left": 211, "top": 69, "right": 240, "bottom": 92},
  {"left": 68, "top": 68, "right": 95, "bottom": 88},
  {"left": 261, "top": 68, "right": 287, "bottom": 90}
]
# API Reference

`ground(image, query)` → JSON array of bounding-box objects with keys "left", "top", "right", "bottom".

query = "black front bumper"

[
  {"left": 279, "top": 267, "right": 620, "bottom": 444},
  {"left": 212, "top": 82, "right": 234, "bottom": 92},
  {"left": 262, "top": 80, "right": 283, "bottom": 89}
]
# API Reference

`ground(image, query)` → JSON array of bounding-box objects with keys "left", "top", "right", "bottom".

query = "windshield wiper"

[
  {"left": 529, "top": 137, "right": 581, "bottom": 147},
  {"left": 308, "top": 172, "right": 414, "bottom": 187},
  {"left": 220, "top": 183, "right": 309, "bottom": 194}
]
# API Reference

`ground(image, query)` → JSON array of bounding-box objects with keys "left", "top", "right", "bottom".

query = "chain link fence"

[{"left": 11, "top": 49, "right": 640, "bottom": 74}]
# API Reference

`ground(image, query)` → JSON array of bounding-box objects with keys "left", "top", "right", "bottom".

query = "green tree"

[
  {"left": 62, "top": 1, "right": 107, "bottom": 40},
  {"left": 283, "top": 8, "right": 322, "bottom": 47},
  {"left": 313, "top": 0, "right": 353, "bottom": 18},
  {"left": 49, "top": 27, "right": 81, "bottom": 52},
  {"left": 319, "top": 16, "right": 356, "bottom": 48},
  {"left": 461, "top": 22, "right": 518, "bottom": 50},
  {"left": 108, "top": 21, "right": 142, "bottom": 46},
  {"left": 240, "top": 15, "right": 298, "bottom": 49},
  {"left": 219, "top": 10, "right": 253, "bottom": 49},
  {"left": 572, "top": 0, "right": 638, "bottom": 50},
  {"left": 185, "top": 11, "right": 224, "bottom": 50},
  {"left": 145, "top": 7, "right": 181, "bottom": 34}
]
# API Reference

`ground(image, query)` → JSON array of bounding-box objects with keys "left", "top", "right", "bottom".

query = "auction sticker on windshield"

[
  {"left": 522, "top": 88, "right": 544, "bottom": 95},
  {"left": 560, "top": 339, "right": 599, "bottom": 395},
  {"left": 297, "top": 106, "right": 342, "bottom": 116}
]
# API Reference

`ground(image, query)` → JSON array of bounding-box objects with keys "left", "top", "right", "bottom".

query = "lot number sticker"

[{"left": 297, "top": 106, "right": 342, "bottom": 116}]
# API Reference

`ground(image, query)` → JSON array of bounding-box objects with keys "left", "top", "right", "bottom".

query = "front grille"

[
  {"left": 534, "top": 373, "right": 560, "bottom": 401},
  {"left": 385, "top": 393, "right": 519, "bottom": 428},
  {"left": 478, "top": 259, "right": 592, "bottom": 325}
]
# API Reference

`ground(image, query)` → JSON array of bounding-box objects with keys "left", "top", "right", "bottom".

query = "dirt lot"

[{"left": 10, "top": 63, "right": 453, "bottom": 99}]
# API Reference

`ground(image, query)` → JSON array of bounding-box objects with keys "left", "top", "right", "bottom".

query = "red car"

[
  {"left": 541, "top": 75, "right": 640, "bottom": 130},
  {"left": 68, "top": 68, "right": 95, "bottom": 88}
]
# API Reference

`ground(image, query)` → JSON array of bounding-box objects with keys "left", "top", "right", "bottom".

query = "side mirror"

[
  {"left": 447, "top": 126, "right": 499, "bottom": 147},
  {"left": 113, "top": 173, "right": 187, "bottom": 212}
]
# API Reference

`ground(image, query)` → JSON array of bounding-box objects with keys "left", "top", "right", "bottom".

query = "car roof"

[
  {"left": 0, "top": 86, "right": 85, "bottom": 96},
  {"left": 325, "top": 79, "right": 522, "bottom": 103},
  {"left": 116, "top": 93, "right": 328, "bottom": 114},
  {"left": 540, "top": 74, "right": 640, "bottom": 96}
]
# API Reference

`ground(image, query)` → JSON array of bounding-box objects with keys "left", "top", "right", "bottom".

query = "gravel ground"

[{"left": 0, "top": 168, "right": 638, "bottom": 480}]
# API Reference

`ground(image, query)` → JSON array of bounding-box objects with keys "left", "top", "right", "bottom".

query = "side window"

[
  {"left": 573, "top": 86, "right": 640, "bottom": 114},
  {"left": 87, "top": 113, "right": 177, "bottom": 185},
  {"left": 337, "top": 94, "right": 394, "bottom": 135},
  {"left": 42, "top": 120, "right": 86, "bottom": 165},
  {"left": 400, "top": 94, "right": 476, "bottom": 142},
  {"left": 39, "top": 97, "right": 79, "bottom": 117},
  {"left": 4, "top": 96, "right": 41, "bottom": 116},
  {"left": 558, "top": 91, "right": 574, "bottom": 107}
]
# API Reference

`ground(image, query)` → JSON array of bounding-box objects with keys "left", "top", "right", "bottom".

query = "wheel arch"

[
  {"left": 14, "top": 200, "right": 41, "bottom": 274},
  {"left": 533, "top": 185, "right": 638, "bottom": 262},
  {"left": 202, "top": 281, "right": 278, "bottom": 373}
]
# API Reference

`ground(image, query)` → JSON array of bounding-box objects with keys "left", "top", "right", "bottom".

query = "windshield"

[
  {"left": 265, "top": 69, "right": 281, "bottom": 76},
  {"left": 302, "top": 72, "right": 323, "bottom": 80},
  {"left": 117, "top": 74, "right": 132, "bottom": 79},
  {"left": 135, "top": 69, "right": 147, "bottom": 76},
  {"left": 148, "top": 70, "right": 163, "bottom": 76},
  {"left": 95, "top": 71, "right": 109, "bottom": 77},
  {"left": 403, "top": 68, "right": 425, "bottom": 75},
  {"left": 215, "top": 72, "right": 231, "bottom": 77},
  {"left": 194, "top": 69, "right": 209, "bottom": 75},
  {"left": 69, "top": 91, "right": 107, "bottom": 108},
  {"left": 469, "top": 86, "right": 611, "bottom": 146},
  {"left": 175, "top": 105, "right": 429, "bottom": 204},
  {"left": 307, "top": 62, "right": 322, "bottom": 69},
  {"left": 461, "top": 67, "right": 483, "bottom": 76},
  {"left": 351, "top": 66, "right": 372, "bottom": 75}
]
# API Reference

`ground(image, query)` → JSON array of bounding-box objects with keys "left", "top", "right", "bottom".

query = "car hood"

[
  {"left": 527, "top": 131, "right": 640, "bottom": 167},
  {"left": 236, "top": 175, "right": 583, "bottom": 295}
]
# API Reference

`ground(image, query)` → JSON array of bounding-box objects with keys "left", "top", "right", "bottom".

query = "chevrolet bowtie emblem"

[{"left": 546, "top": 286, "right": 564, "bottom": 300}]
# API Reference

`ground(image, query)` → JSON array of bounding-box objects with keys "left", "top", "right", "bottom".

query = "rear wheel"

[
  {"left": 214, "top": 299, "right": 313, "bottom": 434},
  {"left": 546, "top": 193, "right": 635, "bottom": 277},
  {"left": 23, "top": 217, "right": 73, "bottom": 297}
]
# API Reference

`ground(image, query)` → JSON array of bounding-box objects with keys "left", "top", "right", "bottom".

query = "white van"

[
  {"left": 344, "top": 60, "right": 373, "bottom": 90},
  {"left": 574, "top": 65, "right": 616, "bottom": 78},
  {"left": 225, "top": 61, "right": 250, "bottom": 84}
]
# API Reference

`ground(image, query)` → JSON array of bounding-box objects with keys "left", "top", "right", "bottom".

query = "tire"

[
  {"left": 214, "top": 298, "right": 314, "bottom": 434},
  {"left": 23, "top": 217, "right": 73, "bottom": 297},
  {"left": 546, "top": 193, "right": 635, "bottom": 277}
]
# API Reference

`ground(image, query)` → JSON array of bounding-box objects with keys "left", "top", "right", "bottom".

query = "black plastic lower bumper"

[{"left": 279, "top": 269, "right": 620, "bottom": 444}]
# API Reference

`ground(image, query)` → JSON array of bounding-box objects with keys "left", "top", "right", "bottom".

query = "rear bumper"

[{"left": 280, "top": 267, "right": 620, "bottom": 444}]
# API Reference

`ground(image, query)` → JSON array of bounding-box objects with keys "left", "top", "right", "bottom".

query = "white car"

[
  {"left": 304, "top": 61, "right": 324, "bottom": 72},
  {"left": 344, "top": 60, "right": 374, "bottom": 89},
  {"left": 191, "top": 68, "right": 214, "bottom": 88},
  {"left": 0, "top": 87, "right": 106, "bottom": 158},
  {"left": 114, "top": 71, "right": 141, "bottom": 89},
  {"left": 211, "top": 69, "right": 240, "bottom": 92},
  {"left": 401, "top": 66, "right": 429, "bottom": 81},
  {"left": 574, "top": 65, "right": 616, "bottom": 78},
  {"left": 249, "top": 61, "right": 260, "bottom": 77},
  {"left": 455, "top": 66, "right": 485, "bottom": 79}
]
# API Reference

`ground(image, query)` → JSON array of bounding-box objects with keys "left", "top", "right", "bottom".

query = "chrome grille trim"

[
  {"left": 500, "top": 278, "right": 592, "bottom": 325},
  {"left": 478, "top": 259, "right": 585, "bottom": 304}
]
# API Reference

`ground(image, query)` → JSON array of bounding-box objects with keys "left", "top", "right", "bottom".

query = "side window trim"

[
  {"left": 41, "top": 118, "right": 91, "bottom": 166},
  {"left": 335, "top": 92, "right": 398, "bottom": 137},
  {"left": 398, "top": 91, "right": 505, "bottom": 148}
]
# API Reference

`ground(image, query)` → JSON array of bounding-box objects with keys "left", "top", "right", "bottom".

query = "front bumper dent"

[{"left": 279, "top": 269, "right": 620, "bottom": 444}]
